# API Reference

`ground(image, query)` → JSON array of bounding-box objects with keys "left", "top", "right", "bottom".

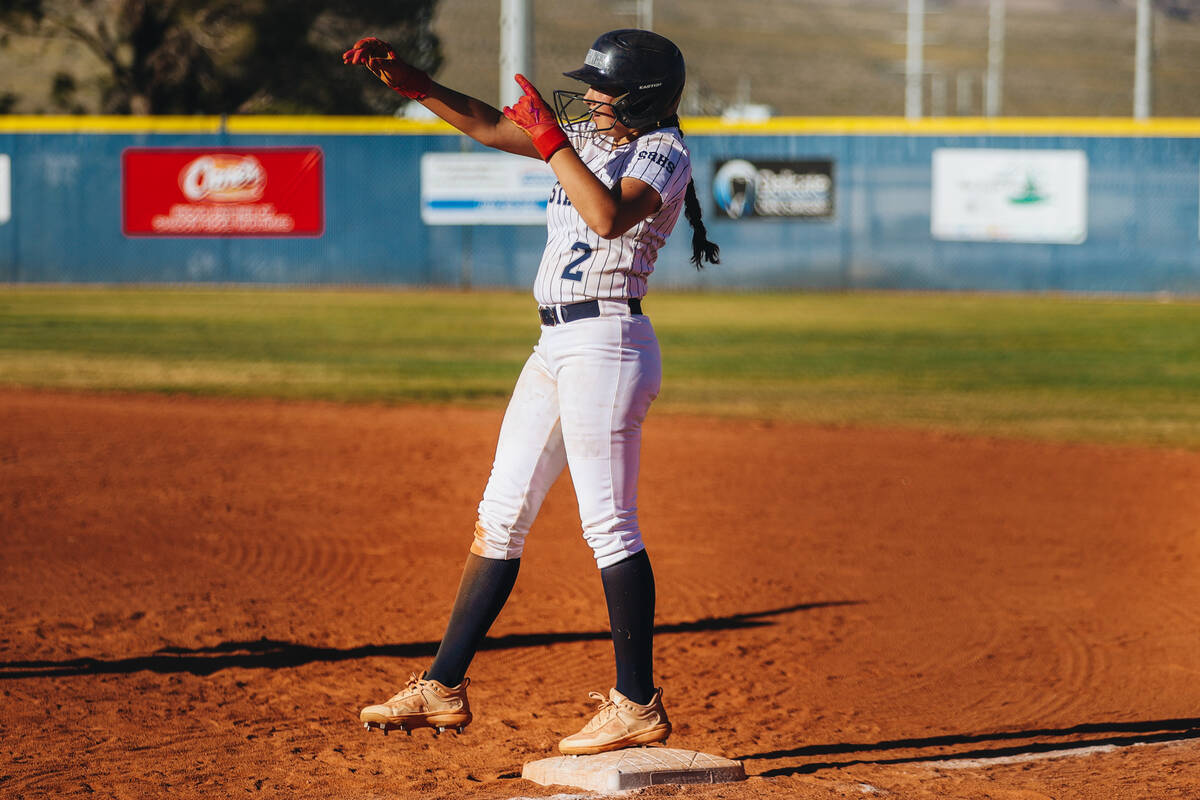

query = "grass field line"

[{"left": 2, "top": 288, "right": 1197, "bottom": 447}]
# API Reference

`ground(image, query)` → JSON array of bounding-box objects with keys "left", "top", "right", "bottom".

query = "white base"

[{"left": 522, "top": 746, "right": 746, "bottom": 792}]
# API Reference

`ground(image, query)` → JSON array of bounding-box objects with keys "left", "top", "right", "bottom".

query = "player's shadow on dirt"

[
  {"left": 0, "top": 600, "right": 856, "bottom": 679},
  {"left": 739, "top": 717, "right": 1200, "bottom": 775}
]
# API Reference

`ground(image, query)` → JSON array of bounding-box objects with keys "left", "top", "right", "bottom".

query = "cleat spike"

[
  {"left": 405, "top": 727, "right": 412, "bottom": 737},
  {"left": 382, "top": 726, "right": 389, "bottom": 736},
  {"left": 456, "top": 725, "right": 465, "bottom": 735},
  {"left": 437, "top": 726, "right": 446, "bottom": 735},
  {"left": 363, "top": 722, "right": 370, "bottom": 730}
]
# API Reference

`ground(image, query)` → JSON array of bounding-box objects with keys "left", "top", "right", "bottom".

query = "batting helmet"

[{"left": 554, "top": 29, "right": 685, "bottom": 134}]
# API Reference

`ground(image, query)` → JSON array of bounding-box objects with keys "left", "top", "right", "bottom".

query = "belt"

[{"left": 538, "top": 298, "right": 643, "bottom": 326}]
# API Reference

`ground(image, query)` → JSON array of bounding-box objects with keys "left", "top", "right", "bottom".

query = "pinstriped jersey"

[{"left": 533, "top": 127, "right": 691, "bottom": 305}]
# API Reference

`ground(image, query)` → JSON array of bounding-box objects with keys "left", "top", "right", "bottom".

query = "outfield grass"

[{"left": 1, "top": 287, "right": 1197, "bottom": 447}]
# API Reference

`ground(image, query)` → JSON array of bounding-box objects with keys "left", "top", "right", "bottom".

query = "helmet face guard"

[
  {"left": 556, "top": 29, "right": 685, "bottom": 138},
  {"left": 552, "top": 88, "right": 626, "bottom": 136}
]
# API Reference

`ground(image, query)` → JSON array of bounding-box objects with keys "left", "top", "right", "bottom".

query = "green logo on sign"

[{"left": 1009, "top": 175, "right": 1046, "bottom": 205}]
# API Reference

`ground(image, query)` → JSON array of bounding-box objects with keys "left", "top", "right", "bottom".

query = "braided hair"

[
  {"left": 656, "top": 115, "right": 720, "bottom": 269},
  {"left": 682, "top": 178, "right": 720, "bottom": 268}
]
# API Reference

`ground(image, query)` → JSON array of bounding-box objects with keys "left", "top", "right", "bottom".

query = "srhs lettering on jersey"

[
  {"left": 636, "top": 150, "right": 676, "bottom": 173},
  {"left": 549, "top": 184, "right": 573, "bottom": 207}
]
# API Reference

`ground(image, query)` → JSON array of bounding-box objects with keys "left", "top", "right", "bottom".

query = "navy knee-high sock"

[
  {"left": 425, "top": 553, "right": 520, "bottom": 687},
  {"left": 600, "top": 549, "right": 656, "bottom": 705}
]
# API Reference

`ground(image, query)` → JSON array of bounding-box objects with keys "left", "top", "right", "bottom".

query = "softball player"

[{"left": 344, "top": 28, "right": 719, "bottom": 755}]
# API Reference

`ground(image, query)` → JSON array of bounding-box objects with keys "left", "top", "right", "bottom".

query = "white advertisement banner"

[
  {"left": 931, "top": 148, "right": 1087, "bottom": 244},
  {"left": 0, "top": 154, "right": 10, "bottom": 225},
  {"left": 420, "top": 152, "right": 556, "bottom": 225}
]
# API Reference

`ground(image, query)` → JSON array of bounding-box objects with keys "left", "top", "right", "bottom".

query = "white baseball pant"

[{"left": 471, "top": 305, "right": 662, "bottom": 569}]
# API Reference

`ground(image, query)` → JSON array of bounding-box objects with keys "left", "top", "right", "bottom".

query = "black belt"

[{"left": 538, "top": 298, "right": 643, "bottom": 326}]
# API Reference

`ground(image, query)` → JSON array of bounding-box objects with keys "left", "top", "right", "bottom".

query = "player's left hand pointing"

[{"left": 503, "top": 74, "right": 570, "bottom": 161}]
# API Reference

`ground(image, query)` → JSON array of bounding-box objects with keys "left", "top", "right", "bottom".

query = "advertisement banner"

[
  {"left": 931, "top": 148, "right": 1087, "bottom": 244},
  {"left": 420, "top": 153, "right": 556, "bottom": 225},
  {"left": 711, "top": 158, "right": 835, "bottom": 219},
  {"left": 123, "top": 148, "right": 323, "bottom": 237}
]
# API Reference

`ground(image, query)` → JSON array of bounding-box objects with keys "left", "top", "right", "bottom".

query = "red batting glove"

[
  {"left": 342, "top": 37, "right": 394, "bottom": 64},
  {"left": 502, "top": 74, "right": 570, "bottom": 161},
  {"left": 342, "top": 37, "right": 432, "bottom": 101}
]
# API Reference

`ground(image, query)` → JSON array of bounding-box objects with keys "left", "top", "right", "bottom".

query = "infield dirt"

[{"left": 2, "top": 389, "right": 1199, "bottom": 799}]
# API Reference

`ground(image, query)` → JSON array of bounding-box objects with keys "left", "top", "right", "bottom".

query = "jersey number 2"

[{"left": 561, "top": 241, "right": 591, "bottom": 282}]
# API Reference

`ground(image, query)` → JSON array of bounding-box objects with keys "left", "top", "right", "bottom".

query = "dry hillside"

[
  {"left": 1, "top": 0, "right": 1199, "bottom": 116},
  {"left": 431, "top": 0, "right": 1200, "bottom": 117}
]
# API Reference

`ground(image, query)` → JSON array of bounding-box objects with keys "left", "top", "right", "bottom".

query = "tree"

[{"left": 0, "top": 0, "right": 442, "bottom": 114}]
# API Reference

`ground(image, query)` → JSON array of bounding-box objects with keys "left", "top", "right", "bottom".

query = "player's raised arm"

[
  {"left": 502, "top": 74, "right": 661, "bottom": 239},
  {"left": 342, "top": 37, "right": 539, "bottom": 159}
]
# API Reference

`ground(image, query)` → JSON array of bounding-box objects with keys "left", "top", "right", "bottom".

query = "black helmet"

[{"left": 554, "top": 29, "right": 685, "bottom": 133}]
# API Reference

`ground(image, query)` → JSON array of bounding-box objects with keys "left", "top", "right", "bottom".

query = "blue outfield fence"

[{"left": 1, "top": 116, "right": 1199, "bottom": 293}]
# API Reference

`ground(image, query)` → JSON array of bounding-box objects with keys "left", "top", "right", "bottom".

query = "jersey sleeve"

[{"left": 620, "top": 131, "right": 689, "bottom": 203}]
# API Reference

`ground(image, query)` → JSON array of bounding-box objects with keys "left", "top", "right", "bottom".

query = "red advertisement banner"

[{"left": 123, "top": 147, "right": 324, "bottom": 237}]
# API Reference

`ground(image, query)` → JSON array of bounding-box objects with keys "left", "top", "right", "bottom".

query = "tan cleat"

[
  {"left": 359, "top": 673, "right": 472, "bottom": 736},
  {"left": 558, "top": 687, "right": 671, "bottom": 755}
]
